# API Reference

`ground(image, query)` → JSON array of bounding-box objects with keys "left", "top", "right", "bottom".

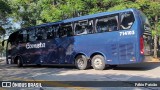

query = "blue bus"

[{"left": 2, "top": 8, "right": 152, "bottom": 70}]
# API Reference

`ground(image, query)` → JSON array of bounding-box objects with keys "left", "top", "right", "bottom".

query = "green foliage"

[
  {"left": 0, "top": 0, "right": 11, "bottom": 18},
  {"left": 4, "top": 0, "right": 160, "bottom": 37},
  {"left": 1, "top": 0, "right": 160, "bottom": 57},
  {"left": 0, "top": 26, "right": 5, "bottom": 35},
  {"left": 9, "top": 0, "right": 42, "bottom": 27}
]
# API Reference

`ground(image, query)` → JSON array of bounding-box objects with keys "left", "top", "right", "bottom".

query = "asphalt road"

[{"left": 0, "top": 60, "right": 160, "bottom": 90}]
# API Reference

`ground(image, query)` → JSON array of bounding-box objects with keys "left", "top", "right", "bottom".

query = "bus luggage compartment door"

[{"left": 118, "top": 38, "right": 136, "bottom": 64}]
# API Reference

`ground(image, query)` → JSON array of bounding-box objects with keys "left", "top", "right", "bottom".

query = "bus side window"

[
  {"left": 47, "top": 26, "right": 57, "bottom": 39},
  {"left": 58, "top": 26, "right": 67, "bottom": 38},
  {"left": 24, "top": 31, "right": 28, "bottom": 42},
  {"left": 18, "top": 31, "right": 23, "bottom": 43},
  {"left": 67, "top": 27, "right": 73, "bottom": 36},
  {"left": 36, "top": 28, "right": 47, "bottom": 40},
  {"left": 96, "top": 15, "right": 118, "bottom": 33},
  {"left": 47, "top": 27, "right": 53, "bottom": 39},
  {"left": 75, "top": 20, "right": 89, "bottom": 35},
  {"left": 58, "top": 24, "right": 73, "bottom": 37},
  {"left": 108, "top": 16, "right": 118, "bottom": 31},
  {"left": 96, "top": 18, "right": 108, "bottom": 33},
  {"left": 19, "top": 30, "right": 28, "bottom": 43},
  {"left": 62, "top": 24, "right": 73, "bottom": 37},
  {"left": 36, "top": 28, "right": 43, "bottom": 40},
  {"left": 53, "top": 26, "right": 59, "bottom": 38},
  {"left": 75, "top": 23, "right": 83, "bottom": 35},
  {"left": 87, "top": 20, "right": 93, "bottom": 34},
  {"left": 120, "top": 12, "right": 135, "bottom": 30},
  {"left": 28, "top": 29, "right": 36, "bottom": 42},
  {"left": 13, "top": 32, "right": 21, "bottom": 44}
]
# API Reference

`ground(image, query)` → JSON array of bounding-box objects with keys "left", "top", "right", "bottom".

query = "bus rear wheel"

[
  {"left": 75, "top": 55, "right": 90, "bottom": 70},
  {"left": 91, "top": 55, "right": 106, "bottom": 70},
  {"left": 17, "top": 57, "right": 23, "bottom": 67}
]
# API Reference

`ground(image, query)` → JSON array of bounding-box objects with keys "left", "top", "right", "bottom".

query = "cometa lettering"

[{"left": 26, "top": 42, "right": 45, "bottom": 49}]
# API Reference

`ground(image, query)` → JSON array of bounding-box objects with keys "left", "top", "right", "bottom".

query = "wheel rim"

[
  {"left": 17, "top": 59, "right": 20, "bottom": 65},
  {"left": 93, "top": 58, "right": 103, "bottom": 68},
  {"left": 17, "top": 58, "right": 22, "bottom": 66},
  {"left": 77, "top": 58, "right": 84, "bottom": 68}
]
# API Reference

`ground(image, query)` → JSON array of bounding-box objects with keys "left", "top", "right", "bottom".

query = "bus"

[{"left": 2, "top": 8, "right": 152, "bottom": 70}]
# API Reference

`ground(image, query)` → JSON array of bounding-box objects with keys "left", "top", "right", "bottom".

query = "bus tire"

[
  {"left": 17, "top": 57, "right": 23, "bottom": 67},
  {"left": 75, "top": 55, "right": 90, "bottom": 70},
  {"left": 91, "top": 55, "right": 106, "bottom": 70}
]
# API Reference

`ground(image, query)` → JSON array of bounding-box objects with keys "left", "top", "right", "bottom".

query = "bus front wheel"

[
  {"left": 91, "top": 55, "right": 106, "bottom": 70},
  {"left": 75, "top": 55, "right": 90, "bottom": 70},
  {"left": 17, "top": 57, "right": 23, "bottom": 67}
]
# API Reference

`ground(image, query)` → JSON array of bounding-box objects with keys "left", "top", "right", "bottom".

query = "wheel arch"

[
  {"left": 74, "top": 53, "right": 89, "bottom": 60},
  {"left": 90, "top": 52, "right": 106, "bottom": 60},
  {"left": 13, "top": 55, "right": 23, "bottom": 64}
]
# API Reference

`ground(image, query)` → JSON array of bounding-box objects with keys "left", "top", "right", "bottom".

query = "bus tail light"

[{"left": 140, "top": 37, "right": 144, "bottom": 54}]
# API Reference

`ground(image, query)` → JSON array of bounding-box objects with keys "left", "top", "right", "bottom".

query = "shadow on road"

[
  {"left": 112, "top": 62, "right": 160, "bottom": 71},
  {"left": 1, "top": 60, "right": 160, "bottom": 71},
  {"left": 7, "top": 62, "right": 160, "bottom": 71},
  {"left": 1, "top": 61, "right": 160, "bottom": 90}
]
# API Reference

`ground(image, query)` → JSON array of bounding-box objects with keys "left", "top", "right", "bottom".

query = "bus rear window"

[
  {"left": 120, "top": 12, "right": 135, "bottom": 30},
  {"left": 139, "top": 10, "right": 151, "bottom": 33}
]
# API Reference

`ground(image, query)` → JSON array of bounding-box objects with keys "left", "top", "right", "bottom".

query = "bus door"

[{"left": 118, "top": 11, "right": 136, "bottom": 64}]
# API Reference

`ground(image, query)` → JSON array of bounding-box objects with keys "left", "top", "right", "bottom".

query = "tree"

[
  {"left": 8, "top": 0, "right": 41, "bottom": 27},
  {"left": 0, "top": 0, "right": 11, "bottom": 19},
  {"left": 0, "top": 0, "right": 12, "bottom": 56},
  {"left": 7, "top": 0, "right": 160, "bottom": 58},
  {"left": 0, "top": 26, "right": 5, "bottom": 35},
  {"left": 0, "top": 0, "right": 12, "bottom": 38}
]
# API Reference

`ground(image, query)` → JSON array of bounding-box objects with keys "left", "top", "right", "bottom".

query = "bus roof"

[{"left": 13, "top": 8, "right": 136, "bottom": 33}]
